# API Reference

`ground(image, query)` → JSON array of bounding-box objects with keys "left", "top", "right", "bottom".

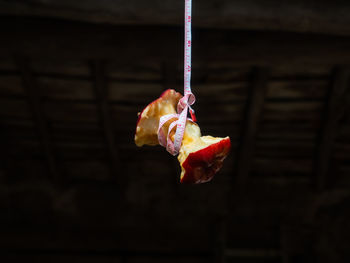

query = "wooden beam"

[
  {"left": 2, "top": 18, "right": 350, "bottom": 66},
  {"left": 15, "top": 57, "right": 59, "bottom": 183},
  {"left": 235, "top": 67, "right": 269, "bottom": 188},
  {"left": 1, "top": 1, "right": 350, "bottom": 36},
  {"left": 91, "top": 61, "right": 123, "bottom": 184},
  {"left": 314, "top": 67, "right": 350, "bottom": 190}
]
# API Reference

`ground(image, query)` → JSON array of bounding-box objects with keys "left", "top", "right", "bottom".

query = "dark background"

[{"left": 0, "top": 1, "right": 350, "bottom": 262}]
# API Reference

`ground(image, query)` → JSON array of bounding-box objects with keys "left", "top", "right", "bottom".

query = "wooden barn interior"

[{"left": 0, "top": 1, "right": 350, "bottom": 262}]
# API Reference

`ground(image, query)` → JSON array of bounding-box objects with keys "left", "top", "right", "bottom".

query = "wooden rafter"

[
  {"left": 92, "top": 61, "right": 123, "bottom": 183},
  {"left": 2, "top": 1, "right": 350, "bottom": 36},
  {"left": 314, "top": 67, "right": 350, "bottom": 190},
  {"left": 15, "top": 57, "right": 59, "bottom": 182},
  {"left": 235, "top": 67, "right": 269, "bottom": 188},
  {"left": 3, "top": 19, "right": 350, "bottom": 66}
]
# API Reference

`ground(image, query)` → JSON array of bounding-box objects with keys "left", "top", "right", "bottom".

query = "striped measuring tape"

[{"left": 158, "top": 0, "right": 196, "bottom": 156}]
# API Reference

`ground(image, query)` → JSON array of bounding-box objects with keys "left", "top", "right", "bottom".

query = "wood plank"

[
  {"left": 15, "top": 57, "right": 60, "bottom": 183},
  {"left": 108, "top": 61, "right": 162, "bottom": 81},
  {"left": 1, "top": 1, "right": 350, "bottom": 35},
  {"left": 2, "top": 18, "right": 350, "bottom": 66},
  {"left": 314, "top": 67, "right": 350, "bottom": 190},
  {"left": 235, "top": 67, "right": 269, "bottom": 187},
  {"left": 266, "top": 79, "right": 328, "bottom": 99},
  {"left": 7, "top": 78, "right": 246, "bottom": 102},
  {"left": 37, "top": 77, "right": 94, "bottom": 100},
  {"left": 91, "top": 60, "right": 123, "bottom": 186},
  {"left": 253, "top": 158, "right": 313, "bottom": 175},
  {"left": 43, "top": 101, "right": 99, "bottom": 122}
]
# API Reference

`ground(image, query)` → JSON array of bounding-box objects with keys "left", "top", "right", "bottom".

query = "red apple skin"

[{"left": 180, "top": 137, "right": 231, "bottom": 184}]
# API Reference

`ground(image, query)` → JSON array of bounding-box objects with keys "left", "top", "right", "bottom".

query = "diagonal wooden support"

[
  {"left": 15, "top": 57, "right": 59, "bottom": 183},
  {"left": 92, "top": 61, "right": 123, "bottom": 183},
  {"left": 235, "top": 67, "right": 269, "bottom": 188},
  {"left": 314, "top": 67, "right": 350, "bottom": 191}
]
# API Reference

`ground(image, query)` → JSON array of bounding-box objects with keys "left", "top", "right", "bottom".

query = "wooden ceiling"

[
  {"left": 1, "top": 0, "right": 350, "bottom": 35},
  {"left": 0, "top": 2, "right": 350, "bottom": 262}
]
